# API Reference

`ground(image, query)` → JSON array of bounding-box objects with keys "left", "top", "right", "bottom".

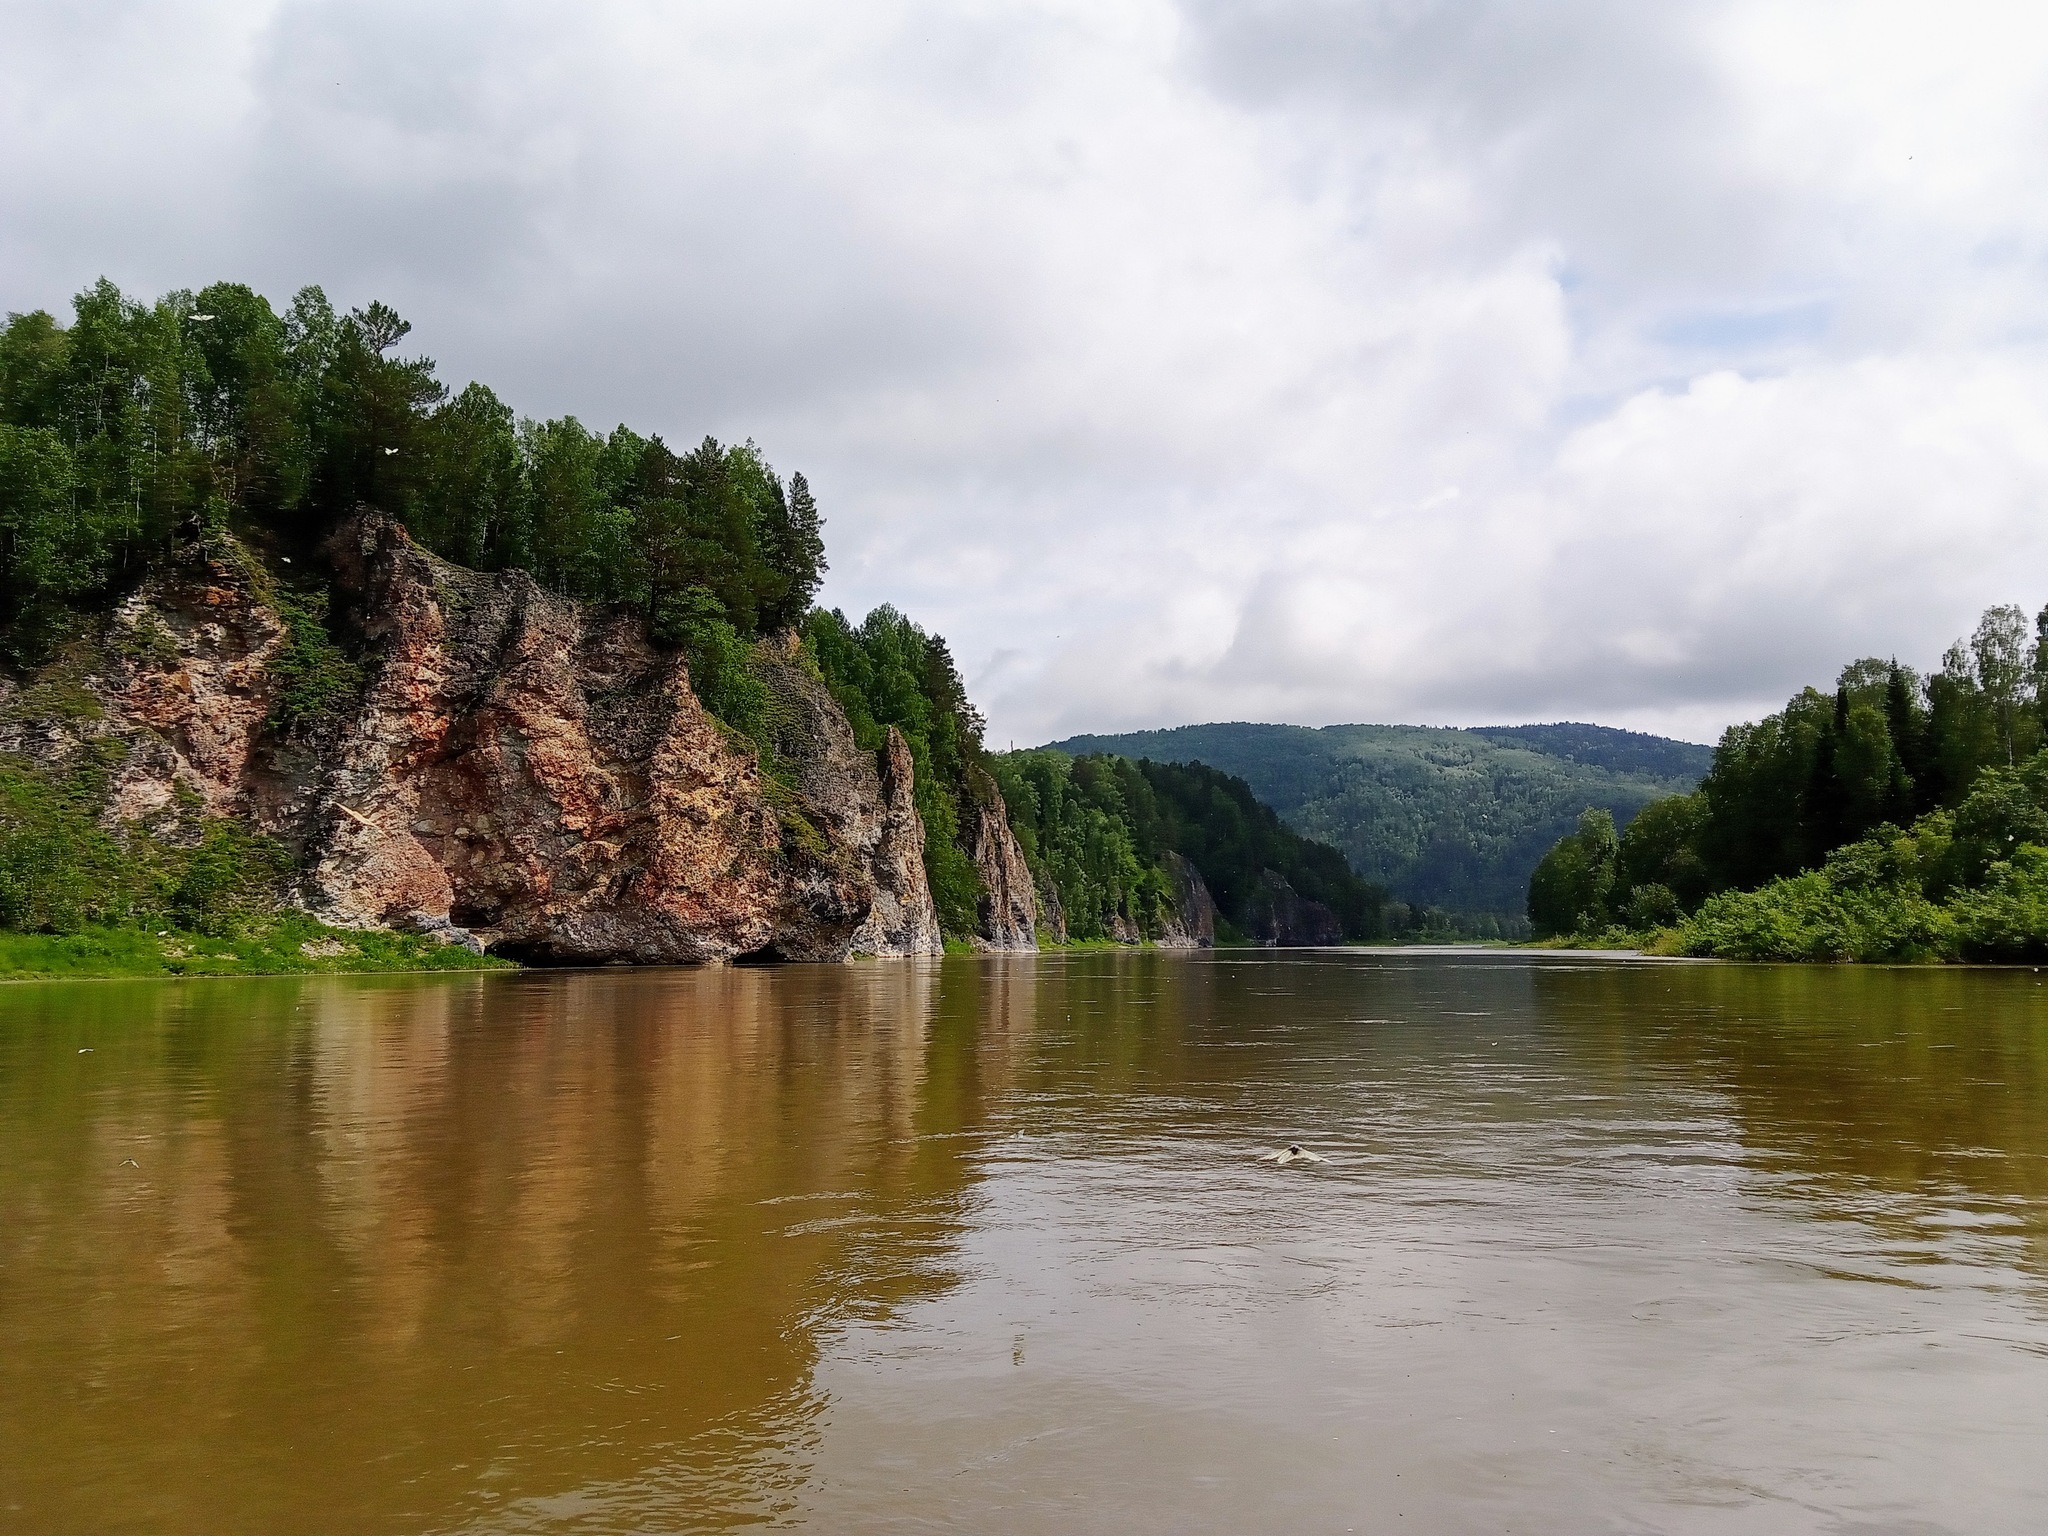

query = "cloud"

[{"left": 5, "top": 0, "right": 2048, "bottom": 747}]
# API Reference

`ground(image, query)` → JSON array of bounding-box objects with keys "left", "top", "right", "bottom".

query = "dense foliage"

[
  {"left": 991, "top": 753, "right": 1178, "bottom": 940},
  {"left": 0, "top": 279, "right": 826, "bottom": 664},
  {"left": 805, "top": 605, "right": 993, "bottom": 938},
  {"left": 992, "top": 750, "right": 1387, "bottom": 942},
  {"left": 1531, "top": 603, "right": 2048, "bottom": 959},
  {"left": 1675, "top": 755, "right": 2048, "bottom": 962},
  {"left": 1047, "top": 721, "right": 1709, "bottom": 921}
]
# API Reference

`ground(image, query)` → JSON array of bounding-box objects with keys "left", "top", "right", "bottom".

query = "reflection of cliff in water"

[
  {"left": 0, "top": 963, "right": 1023, "bottom": 1535},
  {"left": 1530, "top": 963, "right": 2048, "bottom": 1278}
]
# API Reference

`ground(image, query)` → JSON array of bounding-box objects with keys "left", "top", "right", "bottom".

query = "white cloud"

[{"left": 5, "top": 0, "right": 2047, "bottom": 746}]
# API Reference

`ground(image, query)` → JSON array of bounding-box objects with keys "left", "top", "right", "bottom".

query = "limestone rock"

[
  {"left": 847, "top": 727, "right": 944, "bottom": 957},
  {"left": 405, "top": 909, "right": 487, "bottom": 954}
]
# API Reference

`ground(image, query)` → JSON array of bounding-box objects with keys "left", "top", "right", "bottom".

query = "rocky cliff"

[
  {"left": 1241, "top": 869, "right": 1343, "bottom": 947},
  {"left": 2, "top": 518, "right": 957, "bottom": 964},
  {"left": 1035, "top": 872, "right": 1068, "bottom": 945},
  {"left": 1155, "top": 851, "right": 1217, "bottom": 949},
  {"left": 966, "top": 774, "right": 1039, "bottom": 950}
]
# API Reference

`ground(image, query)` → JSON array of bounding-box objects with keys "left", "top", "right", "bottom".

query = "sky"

[{"left": 7, "top": 0, "right": 2048, "bottom": 748}]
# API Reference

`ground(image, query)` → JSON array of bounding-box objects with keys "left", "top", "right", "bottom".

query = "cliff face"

[
  {"left": 7, "top": 519, "right": 949, "bottom": 963},
  {"left": 1154, "top": 851, "right": 1217, "bottom": 949},
  {"left": 306, "top": 516, "right": 944, "bottom": 961},
  {"left": 1241, "top": 869, "right": 1344, "bottom": 947},
  {"left": 0, "top": 534, "right": 286, "bottom": 820},
  {"left": 1035, "top": 872, "right": 1068, "bottom": 945},
  {"left": 966, "top": 777, "right": 1039, "bottom": 951},
  {"left": 846, "top": 725, "right": 945, "bottom": 958}
]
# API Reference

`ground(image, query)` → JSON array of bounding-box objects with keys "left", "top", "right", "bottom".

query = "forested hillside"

[
  {"left": 993, "top": 750, "right": 1385, "bottom": 943},
  {"left": 1046, "top": 722, "right": 1711, "bottom": 921},
  {"left": 1532, "top": 605, "right": 2048, "bottom": 961}
]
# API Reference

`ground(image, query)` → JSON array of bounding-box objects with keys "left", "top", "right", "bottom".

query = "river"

[{"left": 2, "top": 952, "right": 2045, "bottom": 1533}]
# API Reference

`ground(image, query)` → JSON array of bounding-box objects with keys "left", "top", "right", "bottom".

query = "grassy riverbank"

[{"left": 0, "top": 919, "right": 511, "bottom": 980}]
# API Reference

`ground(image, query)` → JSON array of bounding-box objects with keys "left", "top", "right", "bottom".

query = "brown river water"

[{"left": 2, "top": 951, "right": 2046, "bottom": 1534}]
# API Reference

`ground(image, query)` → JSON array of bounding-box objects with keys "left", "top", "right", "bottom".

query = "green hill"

[{"left": 1042, "top": 722, "right": 1713, "bottom": 918}]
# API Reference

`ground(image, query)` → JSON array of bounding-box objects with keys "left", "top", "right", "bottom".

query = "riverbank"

[{"left": 0, "top": 920, "right": 512, "bottom": 980}]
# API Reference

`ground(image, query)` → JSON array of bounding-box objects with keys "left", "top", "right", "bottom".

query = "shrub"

[
  {"left": 168, "top": 818, "right": 292, "bottom": 935},
  {"left": 1949, "top": 845, "right": 2048, "bottom": 962},
  {"left": 266, "top": 588, "right": 364, "bottom": 733},
  {"left": 1679, "top": 871, "right": 1955, "bottom": 962},
  {"left": 1623, "top": 882, "right": 1681, "bottom": 929}
]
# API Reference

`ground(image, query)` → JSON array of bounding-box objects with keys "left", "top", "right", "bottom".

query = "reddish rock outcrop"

[
  {"left": 0, "top": 534, "right": 286, "bottom": 823},
  {"left": 300, "top": 516, "right": 941, "bottom": 962},
  {"left": 4, "top": 518, "right": 949, "bottom": 964}
]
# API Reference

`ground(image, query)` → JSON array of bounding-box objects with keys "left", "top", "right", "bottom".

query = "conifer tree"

[{"left": 759, "top": 471, "right": 826, "bottom": 629}]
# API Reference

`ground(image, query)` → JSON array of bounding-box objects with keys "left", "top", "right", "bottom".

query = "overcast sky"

[{"left": 8, "top": 0, "right": 2048, "bottom": 746}]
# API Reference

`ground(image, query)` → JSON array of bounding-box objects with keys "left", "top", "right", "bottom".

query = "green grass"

[{"left": 0, "top": 918, "right": 513, "bottom": 980}]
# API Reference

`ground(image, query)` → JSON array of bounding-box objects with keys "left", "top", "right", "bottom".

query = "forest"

[
  {"left": 993, "top": 750, "right": 1386, "bottom": 943},
  {"left": 1531, "top": 605, "right": 2048, "bottom": 960},
  {"left": 0, "top": 279, "right": 826, "bottom": 660},
  {"left": 1050, "top": 720, "right": 1709, "bottom": 929},
  {"left": 0, "top": 278, "right": 995, "bottom": 949}
]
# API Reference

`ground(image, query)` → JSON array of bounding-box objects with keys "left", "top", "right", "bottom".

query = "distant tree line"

[
  {"left": 1050, "top": 723, "right": 1702, "bottom": 923},
  {"left": 1531, "top": 604, "right": 2048, "bottom": 959},
  {"left": 994, "top": 750, "right": 1387, "bottom": 942}
]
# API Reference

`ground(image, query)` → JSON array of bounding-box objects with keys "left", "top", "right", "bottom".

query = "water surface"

[{"left": 3, "top": 952, "right": 2046, "bottom": 1533}]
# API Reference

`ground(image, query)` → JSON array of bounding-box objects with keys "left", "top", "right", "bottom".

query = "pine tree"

[
  {"left": 1885, "top": 660, "right": 1929, "bottom": 817},
  {"left": 761, "top": 471, "right": 826, "bottom": 628}
]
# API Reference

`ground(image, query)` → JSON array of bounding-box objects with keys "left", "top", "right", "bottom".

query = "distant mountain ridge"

[
  {"left": 1041, "top": 721, "right": 1713, "bottom": 917},
  {"left": 1459, "top": 723, "right": 1714, "bottom": 781}
]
